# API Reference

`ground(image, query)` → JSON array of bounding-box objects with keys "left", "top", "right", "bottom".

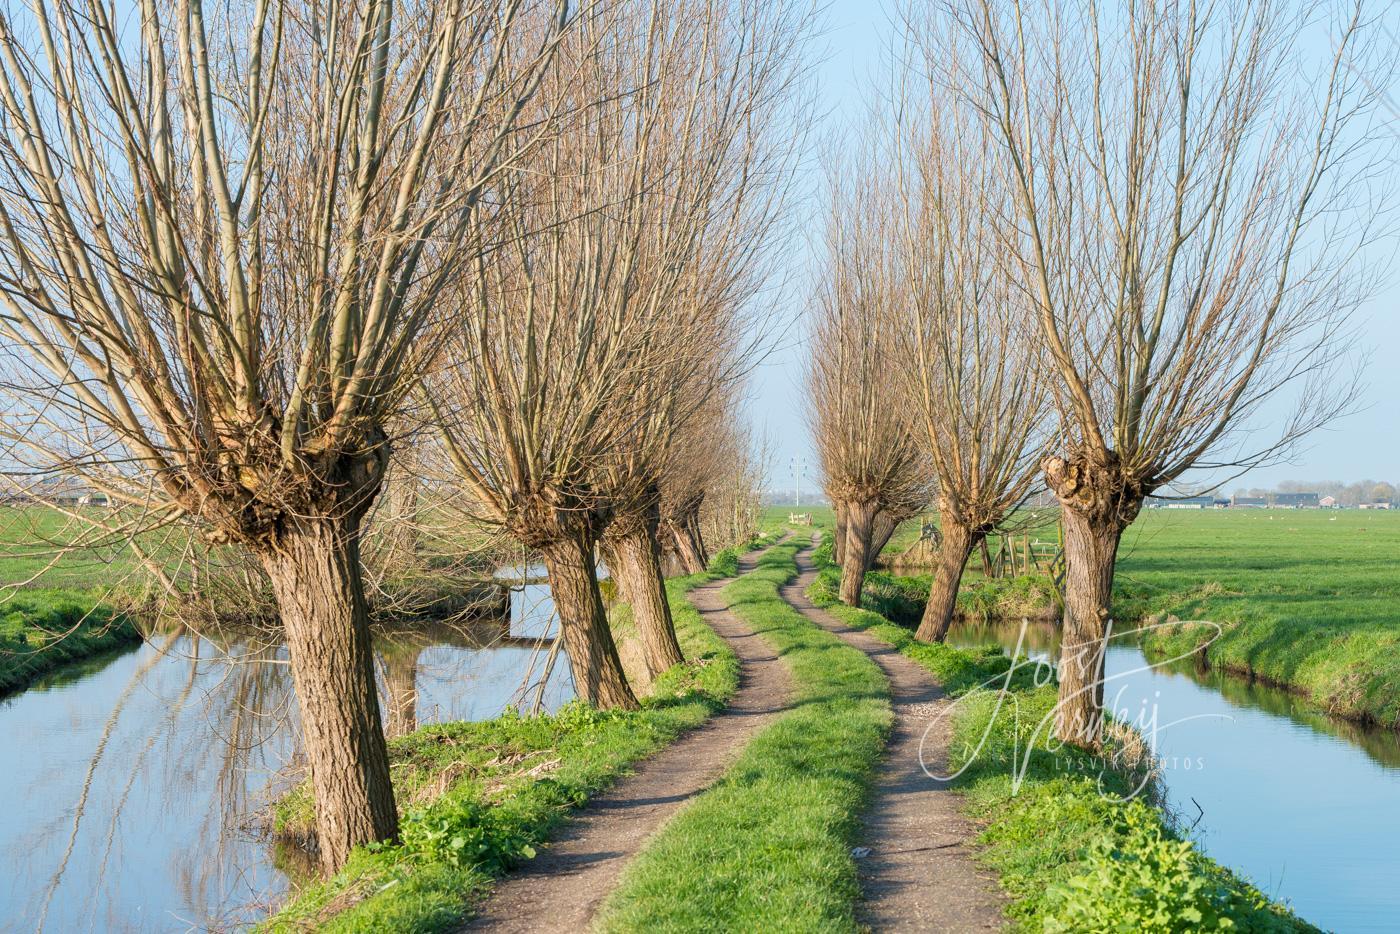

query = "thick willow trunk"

[
  {"left": 608, "top": 513, "right": 685, "bottom": 680},
  {"left": 1043, "top": 452, "right": 1143, "bottom": 750},
  {"left": 668, "top": 506, "right": 708, "bottom": 575},
  {"left": 262, "top": 516, "right": 399, "bottom": 875},
  {"left": 865, "top": 510, "right": 899, "bottom": 572},
  {"left": 539, "top": 533, "right": 639, "bottom": 710},
  {"left": 1053, "top": 506, "right": 1123, "bottom": 748},
  {"left": 839, "top": 499, "right": 878, "bottom": 606},
  {"left": 833, "top": 500, "right": 848, "bottom": 566},
  {"left": 915, "top": 516, "right": 978, "bottom": 643}
]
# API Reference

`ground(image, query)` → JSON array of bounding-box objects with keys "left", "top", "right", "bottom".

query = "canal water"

[
  {"left": 944, "top": 619, "right": 1400, "bottom": 934},
  {"left": 0, "top": 572, "right": 574, "bottom": 932}
]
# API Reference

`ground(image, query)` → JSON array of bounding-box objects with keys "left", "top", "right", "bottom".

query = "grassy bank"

[
  {"left": 807, "top": 538, "right": 1315, "bottom": 931},
  {"left": 595, "top": 539, "right": 889, "bottom": 933},
  {"left": 262, "top": 544, "right": 760, "bottom": 932},
  {"left": 0, "top": 589, "right": 140, "bottom": 694}
]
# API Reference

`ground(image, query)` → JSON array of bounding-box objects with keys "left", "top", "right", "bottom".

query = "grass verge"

[
  {"left": 595, "top": 539, "right": 890, "bottom": 933},
  {"left": 261, "top": 543, "right": 765, "bottom": 932},
  {"left": 806, "top": 534, "right": 1315, "bottom": 932},
  {"left": 0, "top": 589, "right": 140, "bottom": 694}
]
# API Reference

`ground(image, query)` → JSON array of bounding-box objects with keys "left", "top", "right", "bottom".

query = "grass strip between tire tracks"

[{"left": 595, "top": 538, "right": 890, "bottom": 933}]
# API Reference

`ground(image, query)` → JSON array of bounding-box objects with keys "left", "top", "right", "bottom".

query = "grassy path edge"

[{"left": 805, "top": 530, "right": 1318, "bottom": 932}]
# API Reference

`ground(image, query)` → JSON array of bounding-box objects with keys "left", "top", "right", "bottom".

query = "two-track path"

[
  {"left": 779, "top": 536, "right": 1006, "bottom": 932},
  {"left": 463, "top": 543, "right": 794, "bottom": 933}
]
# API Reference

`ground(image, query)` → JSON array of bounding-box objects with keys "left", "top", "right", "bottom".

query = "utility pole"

[{"left": 790, "top": 456, "right": 805, "bottom": 506}]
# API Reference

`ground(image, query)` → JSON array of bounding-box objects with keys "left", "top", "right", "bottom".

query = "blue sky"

[{"left": 749, "top": 0, "right": 1400, "bottom": 495}]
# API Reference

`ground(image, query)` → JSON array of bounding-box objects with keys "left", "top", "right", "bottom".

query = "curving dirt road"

[
  {"left": 778, "top": 536, "right": 1007, "bottom": 932},
  {"left": 462, "top": 543, "right": 794, "bottom": 933}
]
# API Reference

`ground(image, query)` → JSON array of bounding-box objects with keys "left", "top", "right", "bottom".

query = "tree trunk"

[
  {"left": 915, "top": 516, "right": 978, "bottom": 643},
  {"left": 381, "top": 647, "right": 421, "bottom": 740},
  {"left": 681, "top": 507, "right": 708, "bottom": 571},
  {"left": 1052, "top": 505, "right": 1123, "bottom": 749},
  {"left": 839, "top": 498, "right": 878, "bottom": 606},
  {"left": 262, "top": 516, "right": 399, "bottom": 875},
  {"left": 539, "top": 533, "right": 639, "bottom": 710},
  {"left": 833, "top": 500, "right": 848, "bottom": 566},
  {"left": 865, "top": 510, "right": 899, "bottom": 572},
  {"left": 979, "top": 537, "right": 995, "bottom": 576},
  {"left": 666, "top": 499, "right": 708, "bottom": 575},
  {"left": 608, "top": 513, "right": 685, "bottom": 680},
  {"left": 1041, "top": 450, "right": 1145, "bottom": 750}
]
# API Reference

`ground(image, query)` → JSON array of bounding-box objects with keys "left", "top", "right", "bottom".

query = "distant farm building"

[
  {"left": 1272, "top": 492, "right": 1320, "bottom": 509},
  {"left": 1360, "top": 500, "right": 1394, "bottom": 510},
  {"left": 1320, "top": 495, "right": 1338, "bottom": 508},
  {"left": 1146, "top": 495, "right": 1215, "bottom": 509},
  {"left": 1232, "top": 495, "right": 1268, "bottom": 508}
]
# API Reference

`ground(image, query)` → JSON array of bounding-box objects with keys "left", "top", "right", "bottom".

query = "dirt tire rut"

[
  {"left": 462, "top": 545, "right": 794, "bottom": 933},
  {"left": 779, "top": 538, "right": 1006, "bottom": 932}
]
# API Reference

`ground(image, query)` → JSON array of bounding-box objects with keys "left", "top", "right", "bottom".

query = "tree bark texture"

[
  {"left": 539, "top": 533, "right": 640, "bottom": 710},
  {"left": 262, "top": 516, "right": 399, "bottom": 874},
  {"left": 667, "top": 505, "right": 708, "bottom": 575},
  {"left": 607, "top": 512, "right": 685, "bottom": 680},
  {"left": 1052, "top": 506, "right": 1122, "bottom": 748},
  {"left": 865, "top": 510, "right": 899, "bottom": 572},
  {"left": 915, "top": 515, "right": 979, "bottom": 643},
  {"left": 833, "top": 500, "right": 848, "bottom": 566},
  {"left": 839, "top": 498, "right": 878, "bottom": 606}
]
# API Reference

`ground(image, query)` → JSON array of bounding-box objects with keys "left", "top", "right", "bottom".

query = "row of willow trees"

[
  {"left": 0, "top": 0, "right": 809, "bottom": 873},
  {"left": 810, "top": 0, "right": 1388, "bottom": 751}
]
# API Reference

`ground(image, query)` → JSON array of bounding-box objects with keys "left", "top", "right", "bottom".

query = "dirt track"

[
  {"left": 778, "top": 537, "right": 1006, "bottom": 932},
  {"left": 461, "top": 545, "right": 794, "bottom": 933}
]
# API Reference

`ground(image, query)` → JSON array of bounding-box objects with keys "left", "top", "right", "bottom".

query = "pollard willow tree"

[
  {"left": 598, "top": 0, "right": 803, "bottom": 683},
  {"left": 432, "top": 0, "right": 808, "bottom": 707},
  {"left": 809, "top": 174, "right": 932, "bottom": 606},
  {"left": 0, "top": 0, "right": 565, "bottom": 871},
  {"left": 950, "top": 0, "right": 1385, "bottom": 747},
  {"left": 884, "top": 54, "right": 1047, "bottom": 643}
]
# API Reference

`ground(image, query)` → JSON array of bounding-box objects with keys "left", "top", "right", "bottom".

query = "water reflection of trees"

[{"left": 28, "top": 574, "right": 571, "bottom": 929}]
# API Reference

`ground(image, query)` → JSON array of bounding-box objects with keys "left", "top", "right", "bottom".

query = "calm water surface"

[
  {"left": 945, "top": 619, "right": 1400, "bottom": 934},
  {"left": 0, "top": 573, "right": 573, "bottom": 932}
]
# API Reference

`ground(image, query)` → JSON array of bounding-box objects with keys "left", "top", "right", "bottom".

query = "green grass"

[
  {"left": 0, "top": 589, "right": 140, "bottom": 694},
  {"left": 805, "top": 536, "right": 1316, "bottom": 932},
  {"left": 1117, "top": 510, "right": 1400, "bottom": 729},
  {"left": 262, "top": 542, "right": 767, "bottom": 932},
  {"left": 947, "top": 688, "right": 1315, "bottom": 932},
  {"left": 595, "top": 539, "right": 890, "bottom": 933}
]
